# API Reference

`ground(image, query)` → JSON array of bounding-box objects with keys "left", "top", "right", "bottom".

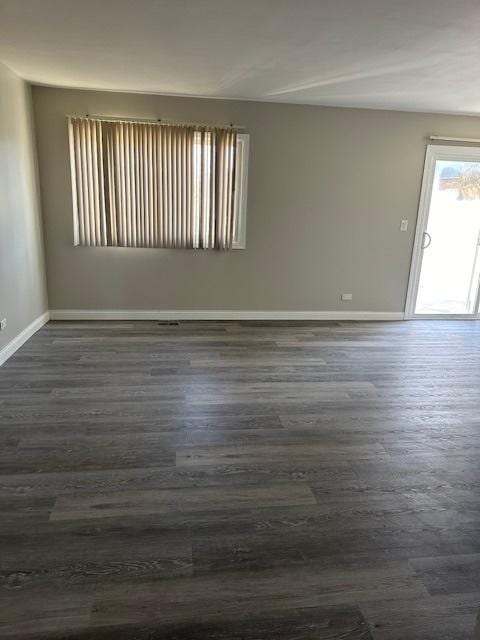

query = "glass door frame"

[{"left": 405, "top": 144, "right": 480, "bottom": 319}]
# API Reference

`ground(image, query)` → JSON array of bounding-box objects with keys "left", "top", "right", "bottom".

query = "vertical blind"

[{"left": 68, "top": 117, "right": 238, "bottom": 249}]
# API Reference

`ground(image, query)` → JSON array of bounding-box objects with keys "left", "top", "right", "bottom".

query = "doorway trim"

[{"left": 405, "top": 144, "right": 480, "bottom": 319}]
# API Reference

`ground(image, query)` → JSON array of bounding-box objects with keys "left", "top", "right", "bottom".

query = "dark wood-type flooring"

[{"left": 1, "top": 320, "right": 480, "bottom": 639}]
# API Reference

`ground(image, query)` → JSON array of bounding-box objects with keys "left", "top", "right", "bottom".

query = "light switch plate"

[
  {"left": 0, "top": 318, "right": 7, "bottom": 331},
  {"left": 400, "top": 219, "right": 408, "bottom": 232}
]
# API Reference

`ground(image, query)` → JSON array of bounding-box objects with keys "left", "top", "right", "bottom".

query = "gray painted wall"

[
  {"left": 32, "top": 86, "right": 480, "bottom": 312},
  {"left": 0, "top": 64, "right": 47, "bottom": 352}
]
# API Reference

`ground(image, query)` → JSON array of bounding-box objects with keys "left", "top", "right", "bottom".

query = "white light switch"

[{"left": 400, "top": 219, "right": 408, "bottom": 232}]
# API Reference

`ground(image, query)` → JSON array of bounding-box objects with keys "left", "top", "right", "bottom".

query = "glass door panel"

[{"left": 415, "top": 159, "right": 480, "bottom": 315}]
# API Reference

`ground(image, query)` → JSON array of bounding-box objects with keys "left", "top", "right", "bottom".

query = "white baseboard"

[
  {"left": 0, "top": 311, "right": 50, "bottom": 367},
  {"left": 49, "top": 310, "right": 405, "bottom": 321}
]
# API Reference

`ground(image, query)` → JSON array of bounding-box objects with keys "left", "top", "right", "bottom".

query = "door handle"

[{"left": 422, "top": 232, "right": 432, "bottom": 249}]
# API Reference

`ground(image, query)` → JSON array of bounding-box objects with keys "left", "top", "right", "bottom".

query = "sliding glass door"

[{"left": 406, "top": 146, "right": 480, "bottom": 318}]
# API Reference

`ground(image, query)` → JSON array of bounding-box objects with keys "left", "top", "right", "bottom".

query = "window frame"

[{"left": 232, "top": 133, "right": 249, "bottom": 249}]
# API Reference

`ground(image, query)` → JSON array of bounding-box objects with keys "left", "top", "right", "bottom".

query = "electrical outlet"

[
  {"left": 0, "top": 318, "right": 7, "bottom": 331},
  {"left": 341, "top": 293, "right": 353, "bottom": 301},
  {"left": 400, "top": 219, "right": 408, "bottom": 232}
]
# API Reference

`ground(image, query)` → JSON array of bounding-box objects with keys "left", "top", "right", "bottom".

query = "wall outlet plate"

[
  {"left": 0, "top": 318, "right": 7, "bottom": 331},
  {"left": 341, "top": 293, "right": 353, "bottom": 301}
]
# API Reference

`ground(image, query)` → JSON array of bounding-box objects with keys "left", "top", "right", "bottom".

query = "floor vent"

[{"left": 157, "top": 321, "right": 180, "bottom": 326}]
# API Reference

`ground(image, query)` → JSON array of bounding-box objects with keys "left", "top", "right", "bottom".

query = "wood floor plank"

[
  {"left": 50, "top": 483, "right": 316, "bottom": 521},
  {"left": 0, "top": 588, "right": 92, "bottom": 638},
  {"left": 176, "top": 441, "right": 386, "bottom": 466},
  {"left": 0, "top": 605, "right": 372, "bottom": 640},
  {"left": 409, "top": 553, "right": 480, "bottom": 596},
  {"left": 90, "top": 561, "right": 427, "bottom": 628},
  {"left": 1, "top": 526, "right": 192, "bottom": 590},
  {"left": 361, "top": 592, "right": 480, "bottom": 640}
]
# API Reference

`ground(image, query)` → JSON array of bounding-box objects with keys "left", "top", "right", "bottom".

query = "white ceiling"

[{"left": 1, "top": 0, "right": 480, "bottom": 115}]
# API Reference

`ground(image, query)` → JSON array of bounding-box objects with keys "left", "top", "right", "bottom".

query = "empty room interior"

[{"left": 2, "top": 1, "right": 480, "bottom": 638}]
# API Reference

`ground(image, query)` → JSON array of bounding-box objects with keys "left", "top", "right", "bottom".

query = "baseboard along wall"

[
  {"left": 0, "top": 311, "right": 50, "bottom": 367},
  {"left": 49, "top": 310, "right": 405, "bottom": 321}
]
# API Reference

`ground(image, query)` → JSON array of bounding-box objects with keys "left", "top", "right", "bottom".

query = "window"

[{"left": 68, "top": 117, "right": 248, "bottom": 250}]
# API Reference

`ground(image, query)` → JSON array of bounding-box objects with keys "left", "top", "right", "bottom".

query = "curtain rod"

[
  {"left": 429, "top": 135, "right": 480, "bottom": 144},
  {"left": 67, "top": 114, "right": 246, "bottom": 130}
]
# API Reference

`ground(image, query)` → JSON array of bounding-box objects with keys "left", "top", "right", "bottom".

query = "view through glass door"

[{"left": 408, "top": 146, "right": 480, "bottom": 318}]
